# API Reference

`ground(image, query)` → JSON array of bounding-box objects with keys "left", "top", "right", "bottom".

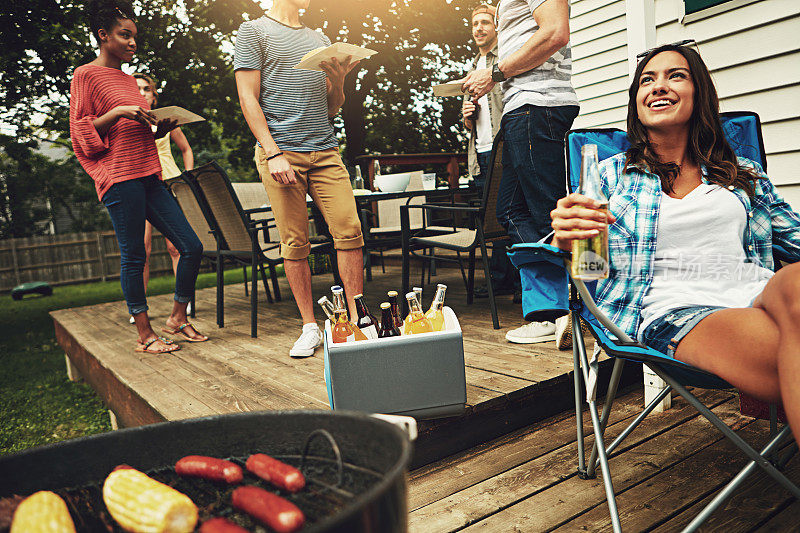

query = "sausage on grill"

[
  {"left": 175, "top": 456, "right": 244, "bottom": 484},
  {"left": 199, "top": 517, "right": 250, "bottom": 533},
  {"left": 231, "top": 486, "right": 305, "bottom": 533},
  {"left": 245, "top": 454, "right": 305, "bottom": 492}
]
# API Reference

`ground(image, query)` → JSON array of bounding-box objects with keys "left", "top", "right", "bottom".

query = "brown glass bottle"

[
  {"left": 353, "top": 294, "right": 378, "bottom": 340},
  {"left": 378, "top": 302, "right": 402, "bottom": 338},
  {"left": 387, "top": 290, "right": 403, "bottom": 329}
]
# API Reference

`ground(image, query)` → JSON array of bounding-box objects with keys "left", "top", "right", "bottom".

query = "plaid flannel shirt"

[{"left": 595, "top": 153, "right": 800, "bottom": 339}]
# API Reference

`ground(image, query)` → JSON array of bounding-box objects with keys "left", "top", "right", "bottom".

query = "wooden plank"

[
  {"left": 544, "top": 420, "right": 771, "bottom": 533},
  {"left": 409, "top": 390, "right": 736, "bottom": 532}
]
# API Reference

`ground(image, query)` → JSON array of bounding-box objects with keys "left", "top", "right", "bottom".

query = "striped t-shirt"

[
  {"left": 69, "top": 64, "right": 162, "bottom": 201},
  {"left": 234, "top": 16, "right": 337, "bottom": 152},
  {"left": 497, "top": 0, "right": 579, "bottom": 114}
]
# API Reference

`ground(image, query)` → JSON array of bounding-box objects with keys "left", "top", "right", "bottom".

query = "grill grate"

[{"left": 3, "top": 431, "right": 385, "bottom": 532}]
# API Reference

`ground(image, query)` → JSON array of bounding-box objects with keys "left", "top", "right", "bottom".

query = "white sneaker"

[
  {"left": 555, "top": 314, "right": 572, "bottom": 350},
  {"left": 289, "top": 323, "right": 322, "bottom": 358},
  {"left": 130, "top": 316, "right": 135, "bottom": 324},
  {"left": 187, "top": 302, "right": 193, "bottom": 315},
  {"left": 505, "top": 321, "right": 556, "bottom": 344}
]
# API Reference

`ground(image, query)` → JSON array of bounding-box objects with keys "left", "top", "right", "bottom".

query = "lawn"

[{"left": 0, "top": 268, "right": 251, "bottom": 456}]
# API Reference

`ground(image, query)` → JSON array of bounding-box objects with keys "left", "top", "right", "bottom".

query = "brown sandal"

[
  {"left": 161, "top": 322, "right": 208, "bottom": 342},
  {"left": 135, "top": 336, "right": 181, "bottom": 354}
]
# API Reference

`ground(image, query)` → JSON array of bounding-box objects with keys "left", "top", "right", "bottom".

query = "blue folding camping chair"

[{"left": 508, "top": 111, "right": 799, "bottom": 532}]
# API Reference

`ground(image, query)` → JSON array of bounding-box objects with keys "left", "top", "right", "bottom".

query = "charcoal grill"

[{"left": 0, "top": 410, "right": 412, "bottom": 532}]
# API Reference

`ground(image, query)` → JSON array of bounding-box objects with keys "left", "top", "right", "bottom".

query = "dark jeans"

[
  {"left": 102, "top": 175, "right": 203, "bottom": 315},
  {"left": 497, "top": 104, "right": 579, "bottom": 243},
  {"left": 476, "top": 150, "right": 520, "bottom": 291}
]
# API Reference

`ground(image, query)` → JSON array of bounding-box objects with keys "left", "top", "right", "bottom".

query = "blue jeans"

[
  {"left": 102, "top": 175, "right": 203, "bottom": 315},
  {"left": 475, "top": 150, "right": 519, "bottom": 290},
  {"left": 497, "top": 104, "right": 579, "bottom": 243}
]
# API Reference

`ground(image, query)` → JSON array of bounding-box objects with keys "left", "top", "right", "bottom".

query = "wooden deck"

[
  {"left": 52, "top": 264, "right": 639, "bottom": 468},
  {"left": 408, "top": 388, "right": 800, "bottom": 532}
]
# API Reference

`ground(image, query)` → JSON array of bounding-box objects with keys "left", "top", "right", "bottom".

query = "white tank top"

[{"left": 637, "top": 183, "right": 773, "bottom": 339}]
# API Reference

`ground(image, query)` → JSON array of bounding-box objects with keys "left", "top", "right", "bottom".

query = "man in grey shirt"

[
  {"left": 234, "top": 0, "right": 363, "bottom": 358},
  {"left": 464, "top": 0, "right": 578, "bottom": 344}
]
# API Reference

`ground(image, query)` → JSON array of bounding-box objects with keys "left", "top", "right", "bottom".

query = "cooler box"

[{"left": 323, "top": 306, "right": 467, "bottom": 419}]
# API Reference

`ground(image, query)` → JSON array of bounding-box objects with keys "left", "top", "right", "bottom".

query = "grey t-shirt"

[
  {"left": 234, "top": 16, "right": 337, "bottom": 152},
  {"left": 497, "top": 0, "right": 579, "bottom": 114}
]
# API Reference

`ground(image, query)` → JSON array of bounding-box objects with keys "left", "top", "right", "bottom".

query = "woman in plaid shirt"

[{"left": 550, "top": 44, "right": 800, "bottom": 440}]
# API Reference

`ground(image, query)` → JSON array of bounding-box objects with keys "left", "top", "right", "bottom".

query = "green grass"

[{"left": 0, "top": 268, "right": 254, "bottom": 456}]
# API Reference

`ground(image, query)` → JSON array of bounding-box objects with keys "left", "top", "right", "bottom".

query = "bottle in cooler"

[
  {"left": 378, "top": 302, "right": 402, "bottom": 338},
  {"left": 317, "top": 296, "right": 335, "bottom": 323},
  {"left": 404, "top": 292, "right": 433, "bottom": 334},
  {"left": 353, "top": 294, "right": 378, "bottom": 340},
  {"left": 331, "top": 287, "right": 366, "bottom": 341},
  {"left": 387, "top": 290, "right": 403, "bottom": 330},
  {"left": 571, "top": 144, "right": 610, "bottom": 280},
  {"left": 424, "top": 283, "right": 447, "bottom": 331}
]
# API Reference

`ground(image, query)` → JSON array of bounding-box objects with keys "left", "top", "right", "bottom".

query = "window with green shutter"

[{"left": 684, "top": 0, "right": 734, "bottom": 15}]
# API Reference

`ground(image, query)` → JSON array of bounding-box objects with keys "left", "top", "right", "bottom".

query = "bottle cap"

[
  {"left": 317, "top": 296, "right": 329, "bottom": 305},
  {"left": 405, "top": 292, "right": 416, "bottom": 300},
  {"left": 380, "top": 302, "right": 390, "bottom": 309},
  {"left": 413, "top": 287, "right": 422, "bottom": 291},
  {"left": 332, "top": 287, "right": 344, "bottom": 294},
  {"left": 387, "top": 290, "right": 398, "bottom": 297},
  {"left": 353, "top": 293, "right": 363, "bottom": 299},
  {"left": 331, "top": 285, "right": 342, "bottom": 291},
  {"left": 581, "top": 143, "right": 598, "bottom": 157},
  {"left": 437, "top": 283, "right": 447, "bottom": 289}
]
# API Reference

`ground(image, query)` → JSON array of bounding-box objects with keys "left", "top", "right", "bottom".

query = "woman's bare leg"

[{"left": 674, "top": 263, "right": 800, "bottom": 440}]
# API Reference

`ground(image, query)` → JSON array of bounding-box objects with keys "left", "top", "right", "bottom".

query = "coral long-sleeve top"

[{"left": 69, "top": 64, "right": 162, "bottom": 201}]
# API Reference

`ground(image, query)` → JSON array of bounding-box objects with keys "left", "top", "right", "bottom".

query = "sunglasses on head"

[{"left": 636, "top": 39, "right": 700, "bottom": 63}]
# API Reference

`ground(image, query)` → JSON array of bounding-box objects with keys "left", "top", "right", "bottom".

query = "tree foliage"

[{"left": 0, "top": 0, "right": 478, "bottom": 234}]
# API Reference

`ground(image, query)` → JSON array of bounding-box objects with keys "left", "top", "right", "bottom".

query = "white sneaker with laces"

[
  {"left": 130, "top": 316, "right": 135, "bottom": 324},
  {"left": 290, "top": 323, "right": 322, "bottom": 358},
  {"left": 555, "top": 314, "right": 572, "bottom": 350},
  {"left": 505, "top": 321, "right": 556, "bottom": 344}
]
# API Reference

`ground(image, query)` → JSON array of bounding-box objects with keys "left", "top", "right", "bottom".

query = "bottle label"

[
  {"left": 360, "top": 324, "right": 378, "bottom": 340},
  {"left": 572, "top": 235, "right": 609, "bottom": 279}
]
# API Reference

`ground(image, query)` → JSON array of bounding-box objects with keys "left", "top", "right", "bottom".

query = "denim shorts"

[{"left": 641, "top": 305, "right": 725, "bottom": 358}]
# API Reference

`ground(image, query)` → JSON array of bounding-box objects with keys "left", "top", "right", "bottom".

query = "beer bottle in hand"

[
  {"left": 354, "top": 294, "right": 378, "bottom": 340},
  {"left": 571, "top": 144, "right": 610, "bottom": 280},
  {"left": 378, "top": 302, "right": 401, "bottom": 338}
]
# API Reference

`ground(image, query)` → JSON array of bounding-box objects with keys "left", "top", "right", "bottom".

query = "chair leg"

[
  {"left": 455, "top": 252, "right": 469, "bottom": 297},
  {"left": 216, "top": 255, "right": 224, "bottom": 328},
  {"left": 243, "top": 265, "right": 249, "bottom": 297},
  {"left": 572, "top": 314, "right": 586, "bottom": 475},
  {"left": 270, "top": 264, "right": 282, "bottom": 302},
  {"left": 258, "top": 261, "right": 273, "bottom": 304},
  {"left": 251, "top": 250, "right": 258, "bottom": 338},
  {"left": 380, "top": 250, "right": 386, "bottom": 274},
  {"left": 467, "top": 248, "right": 476, "bottom": 306},
  {"left": 573, "top": 320, "right": 622, "bottom": 532},
  {"left": 365, "top": 248, "right": 373, "bottom": 282},
  {"left": 587, "top": 357, "right": 626, "bottom": 477},
  {"left": 420, "top": 248, "right": 427, "bottom": 288},
  {"left": 330, "top": 251, "right": 343, "bottom": 287},
  {"left": 401, "top": 211, "right": 411, "bottom": 316},
  {"left": 477, "top": 235, "right": 499, "bottom": 329}
]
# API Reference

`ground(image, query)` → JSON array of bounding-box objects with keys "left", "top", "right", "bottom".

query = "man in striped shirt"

[
  {"left": 463, "top": 0, "right": 579, "bottom": 345},
  {"left": 235, "top": 0, "right": 363, "bottom": 358}
]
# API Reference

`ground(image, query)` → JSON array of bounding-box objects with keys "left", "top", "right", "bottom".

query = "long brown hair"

[{"left": 625, "top": 44, "right": 759, "bottom": 196}]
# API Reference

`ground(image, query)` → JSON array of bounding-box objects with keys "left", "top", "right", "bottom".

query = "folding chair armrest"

[{"left": 509, "top": 241, "right": 570, "bottom": 259}]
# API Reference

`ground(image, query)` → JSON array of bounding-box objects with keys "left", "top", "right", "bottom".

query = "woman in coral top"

[{"left": 69, "top": 0, "right": 207, "bottom": 353}]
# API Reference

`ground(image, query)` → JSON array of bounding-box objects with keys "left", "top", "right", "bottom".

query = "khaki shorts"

[{"left": 255, "top": 146, "right": 363, "bottom": 260}]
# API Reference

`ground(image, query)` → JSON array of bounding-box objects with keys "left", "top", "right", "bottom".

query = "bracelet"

[{"left": 266, "top": 151, "right": 284, "bottom": 161}]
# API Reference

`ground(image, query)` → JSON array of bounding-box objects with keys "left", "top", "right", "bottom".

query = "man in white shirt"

[
  {"left": 461, "top": 4, "right": 520, "bottom": 301},
  {"left": 463, "top": 0, "right": 579, "bottom": 344}
]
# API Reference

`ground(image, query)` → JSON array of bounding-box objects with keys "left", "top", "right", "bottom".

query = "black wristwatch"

[{"left": 491, "top": 63, "right": 506, "bottom": 82}]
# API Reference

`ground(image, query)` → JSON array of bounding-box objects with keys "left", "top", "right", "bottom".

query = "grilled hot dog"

[
  {"left": 199, "top": 517, "right": 250, "bottom": 533},
  {"left": 231, "top": 486, "right": 305, "bottom": 533},
  {"left": 245, "top": 454, "right": 305, "bottom": 492},
  {"left": 175, "top": 456, "right": 244, "bottom": 484}
]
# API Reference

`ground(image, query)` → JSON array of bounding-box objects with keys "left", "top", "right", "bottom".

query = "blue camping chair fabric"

[{"left": 509, "top": 111, "right": 799, "bottom": 532}]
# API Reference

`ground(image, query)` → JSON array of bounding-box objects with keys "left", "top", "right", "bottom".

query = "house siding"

[{"left": 569, "top": 0, "right": 800, "bottom": 207}]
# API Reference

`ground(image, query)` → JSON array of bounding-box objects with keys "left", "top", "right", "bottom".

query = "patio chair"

[
  {"left": 507, "top": 112, "right": 799, "bottom": 532},
  {"left": 180, "top": 163, "right": 286, "bottom": 338},
  {"left": 363, "top": 171, "right": 455, "bottom": 279},
  {"left": 400, "top": 131, "right": 506, "bottom": 329}
]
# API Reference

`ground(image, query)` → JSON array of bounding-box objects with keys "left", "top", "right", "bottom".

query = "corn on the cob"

[
  {"left": 10, "top": 490, "right": 76, "bottom": 533},
  {"left": 102, "top": 468, "right": 198, "bottom": 533}
]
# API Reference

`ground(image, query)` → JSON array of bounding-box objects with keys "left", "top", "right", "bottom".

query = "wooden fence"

[{"left": 0, "top": 231, "right": 179, "bottom": 292}]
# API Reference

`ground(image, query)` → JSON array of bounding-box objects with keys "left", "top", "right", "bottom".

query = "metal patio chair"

[
  {"left": 400, "top": 131, "right": 507, "bottom": 329},
  {"left": 507, "top": 112, "right": 799, "bottom": 532}
]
